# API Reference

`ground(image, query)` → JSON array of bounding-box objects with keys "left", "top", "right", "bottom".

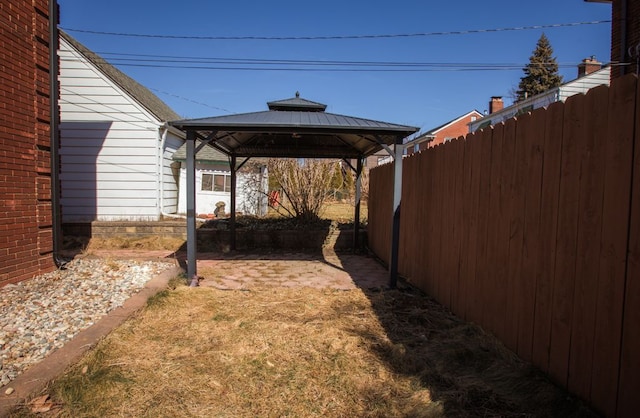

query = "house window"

[
  {"left": 201, "top": 173, "right": 231, "bottom": 192},
  {"left": 377, "top": 156, "right": 392, "bottom": 165}
]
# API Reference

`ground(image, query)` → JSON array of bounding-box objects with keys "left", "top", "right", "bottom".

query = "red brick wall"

[
  {"left": 0, "top": 0, "right": 55, "bottom": 285},
  {"left": 423, "top": 113, "right": 481, "bottom": 149},
  {"left": 611, "top": 0, "right": 640, "bottom": 78}
]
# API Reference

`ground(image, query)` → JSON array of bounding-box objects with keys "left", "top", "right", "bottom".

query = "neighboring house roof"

[
  {"left": 470, "top": 65, "right": 611, "bottom": 132},
  {"left": 424, "top": 110, "right": 483, "bottom": 136},
  {"left": 59, "top": 30, "right": 180, "bottom": 122},
  {"left": 406, "top": 110, "right": 483, "bottom": 147},
  {"left": 173, "top": 140, "right": 229, "bottom": 163}
]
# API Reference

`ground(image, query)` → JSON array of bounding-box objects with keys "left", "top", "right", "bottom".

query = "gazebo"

[{"left": 169, "top": 93, "right": 418, "bottom": 287}]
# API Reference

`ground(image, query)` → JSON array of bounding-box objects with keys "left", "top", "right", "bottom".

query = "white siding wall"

[
  {"left": 177, "top": 163, "right": 232, "bottom": 215},
  {"left": 161, "top": 130, "right": 183, "bottom": 214},
  {"left": 176, "top": 163, "right": 268, "bottom": 217},
  {"left": 59, "top": 37, "right": 174, "bottom": 222},
  {"left": 558, "top": 67, "right": 611, "bottom": 101}
]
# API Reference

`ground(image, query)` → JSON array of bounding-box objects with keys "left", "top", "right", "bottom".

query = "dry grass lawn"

[{"left": 10, "top": 280, "right": 595, "bottom": 417}]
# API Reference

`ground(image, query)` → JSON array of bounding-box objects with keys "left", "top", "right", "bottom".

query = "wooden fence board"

[
  {"left": 419, "top": 149, "right": 433, "bottom": 293},
  {"left": 415, "top": 152, "right": 427, "bottom": 284},
  {"left": 399, "top": 154, "right": 417, "bottom": 279},
  {"left": 423, "top": 148, "right": 437, "bottom": 295},
  {"left": 465, "top": 133, "right": 482, "bottom": 322},
  {"left": 503, "top": 113, "right": 528, "bottom": 357},
  {"left": 458, "top": 134, "right": 476, "bottom": 320},
  {"left": 548, "top": 94, "right": 584, "bottom": 387},
  {"left": 450, "top": 138, "right": 465, "bottom": 315},
  {"left": 531, "top": 101, "right": 564, "bottom": 374},
  {"left": 422, "top": 148, "right": 434, "bottom": 294},
  {"left": 433, "top": 145, "right": 445, "bottom": 301},
  {"left": 501, "top": 116, "right": 520, "bottom": 352},
  {"left": 567, "top": 85, "right": 609, "bottom": 401},
  {"left": 517, "top": 108, "right": 546, "bottom": 362},
  {"left": 440, "top": 143, "right": 454, "bottom": 308},
  {"left": 417, "top": 150, "right": 429, "bottom": 292},
  {"left": 473, "top": 127, "right": 494, "bottom": 326},
  {"left": 501, "top": 118, "right": 520, "bottom": 350},
  {"left": 369, "top": 162, "right": 393, "bottom": 265},
  {"left": 590, "top": 74, "right": 636, "bottom": 418},
  {"left": 496, "top": 120, "right": 517, "bottom": 344},
  {"left": 420, "top": 150, "right": 433, "bottom": 289},
  {"left": 617, "top": 75, "right": 640, "bottom": 418},
  {"left": 484, "top": 123, "right": 506, "bottom": 337}
]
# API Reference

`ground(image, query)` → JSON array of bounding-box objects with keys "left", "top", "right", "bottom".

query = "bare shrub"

[{"left": 268, "top": 159, "right": 338, "bottom": 222}]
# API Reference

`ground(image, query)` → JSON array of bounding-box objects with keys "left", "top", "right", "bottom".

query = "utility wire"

[
  {"left": 60, "top": 20, "right": 610, "bottom": 41},
  {"left": 147, "top": 87, "right": 232, "bottom": 113},
  {"left": 82, "top": 54, "right": 583, "bottom": 68},
  {"left": 58, "top": 56, "right": 592, "bottom": 72}
]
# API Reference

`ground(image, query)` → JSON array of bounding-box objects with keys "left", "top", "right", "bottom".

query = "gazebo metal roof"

[
  {"left": 169, "top": 93, "right": 418, "bottom": 287},
  {"left": 170, "top": 93, "right": 418, "bottom": 159}
]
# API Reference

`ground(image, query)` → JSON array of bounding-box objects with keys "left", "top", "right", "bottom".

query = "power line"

[
  {"left": 87, "top": 53, "right": 581, "bottom": 68},
  {"left": 147, "top": 87, "right": 232, "bottom": 113},
  {"left": 58, "top": 56, "right": 587, "bottom": 72},
  {"left": 60, "top": 20, "right": 610, "bottom": 41}
]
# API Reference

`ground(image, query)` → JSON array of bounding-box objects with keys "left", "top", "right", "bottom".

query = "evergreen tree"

[{"left": 516, "top": 34, "right": 563, "bottom": 101}]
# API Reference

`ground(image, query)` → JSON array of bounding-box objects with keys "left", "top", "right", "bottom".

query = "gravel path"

[{"left": 0, "top": 258, "right": 175, "bottom": 387}]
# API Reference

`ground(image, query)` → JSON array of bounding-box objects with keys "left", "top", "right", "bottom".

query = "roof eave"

[{"left": 169, "top": 122, "right": 417, "bottom": 137}]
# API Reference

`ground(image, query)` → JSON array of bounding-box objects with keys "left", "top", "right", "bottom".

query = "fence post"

[{"left": 389, "top": 142, "right": 403, "bottom": 288}]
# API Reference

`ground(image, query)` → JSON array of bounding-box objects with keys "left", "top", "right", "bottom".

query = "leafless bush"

[{"left": 268, "top": 158, "right": 338, "bottom": 221}]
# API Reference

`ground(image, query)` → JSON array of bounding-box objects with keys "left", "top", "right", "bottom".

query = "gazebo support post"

[
  {"left": 186, "top": 130, "right": 197, "bottom": 279},
  {"left": 230, "top": 155, "right": 237, "bottom": 250},
  {"left": 389, "top": 142, "right": 403, "bottom": 288},
  {"left": 353, "top": 157, "right": 363, "bottom": 251}
]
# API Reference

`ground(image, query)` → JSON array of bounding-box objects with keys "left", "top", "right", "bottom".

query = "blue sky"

[{"left": 57, "top": 0, "right": 612, "bottom": 133}]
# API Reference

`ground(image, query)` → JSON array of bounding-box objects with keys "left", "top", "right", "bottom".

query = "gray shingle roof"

[
  {"left": 60, "top": 30, "right": 180, "bottom": 122},
  {"left": 173, "top": 140, "right": 229, "bottom": 163}
]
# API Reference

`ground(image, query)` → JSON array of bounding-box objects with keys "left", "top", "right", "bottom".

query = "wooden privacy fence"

[{"left": 368, "top": 74, "right": 640, "bottom": 418}]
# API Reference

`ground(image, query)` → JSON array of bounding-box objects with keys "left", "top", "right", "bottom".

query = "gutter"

[{"left": 50, "top": 1, "right": 66, "bottom": 267}]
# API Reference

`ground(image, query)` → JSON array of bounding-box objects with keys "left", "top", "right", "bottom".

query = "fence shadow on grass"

[{"left": 353, "top": 283, "right": 599, "bottom": 417}]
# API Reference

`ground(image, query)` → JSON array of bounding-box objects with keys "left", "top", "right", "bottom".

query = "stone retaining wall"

[{"left": 62, "top": 222, "right": 366, "bottom": 250}]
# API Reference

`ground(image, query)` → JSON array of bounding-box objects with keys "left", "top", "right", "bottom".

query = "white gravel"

[{"left": 0, "top": 258, "right": 174, "bottom": 386}]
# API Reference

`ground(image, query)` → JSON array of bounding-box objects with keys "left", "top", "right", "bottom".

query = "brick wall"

[
  {"left": 0, "top": 0, "right": 55, "bottom": 285},
  {"left": 421, "top": 112, "right": 482, "bottom": 150},
  {"left": 611, "top": 0, "right": 640, "bottom": 78}
]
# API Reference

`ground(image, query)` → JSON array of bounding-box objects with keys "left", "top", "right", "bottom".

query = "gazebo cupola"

[{"left": 266, "top": 91, "right": 327, "bottom": 112}]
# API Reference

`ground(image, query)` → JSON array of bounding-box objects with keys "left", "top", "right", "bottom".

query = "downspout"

[
  {"left": 157, "top": 125, "right": 163, "bottom": 219},
  {"left": 620, "top": 0, "right": 628, "bottom": 75},
  {"left": 50, "top": 1, "right": 65, "bottom": 267}
]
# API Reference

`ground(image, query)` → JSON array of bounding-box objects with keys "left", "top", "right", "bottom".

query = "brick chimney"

[
  {"left": 489, "top": 96, "right": 504, "bottom": 114},
  {"left": 578, "top": 56, "right": 602, "bottom": 77}
]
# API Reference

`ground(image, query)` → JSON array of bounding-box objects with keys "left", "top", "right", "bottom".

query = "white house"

[
  {"left": 58, "top": 31, "right": 185, "bottom": 222},
  {"left": 172, "top": 141, "right": 269, "bottom": 217},
  {"left": 470, "top": 57, "right": 611, "bottom": 132}
]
